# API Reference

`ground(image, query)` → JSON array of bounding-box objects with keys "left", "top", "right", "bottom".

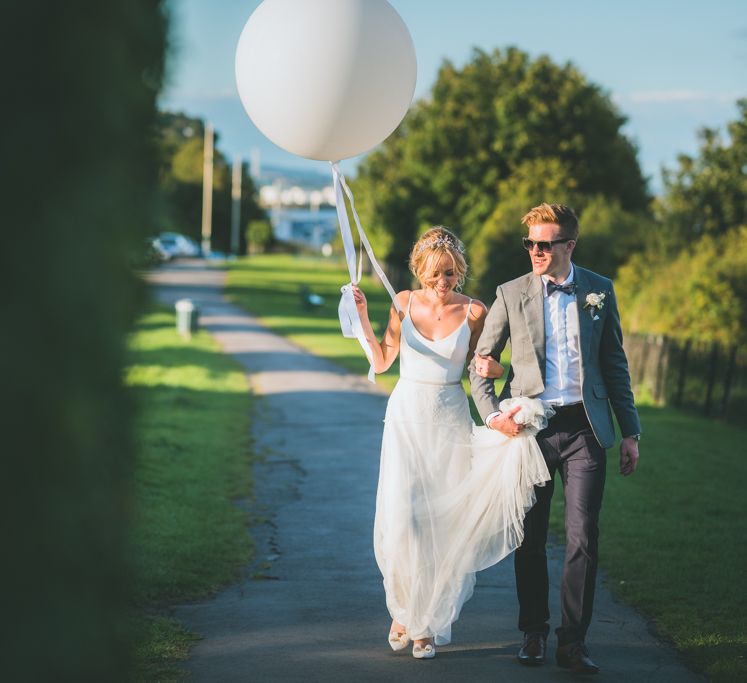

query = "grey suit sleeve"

[
  {"left": 469, "top": 286, "right": 511, "bottom": 422},
  {"left": 600, "top": 282, "right": 641, "bottom": 437}
]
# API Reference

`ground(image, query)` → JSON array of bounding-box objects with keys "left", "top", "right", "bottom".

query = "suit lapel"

[
  {"left": 574, "top": 266, "right": 593, "bottom": 358},
  {"left": 521, "top": 274, "right": 546, "bottom": 380}
]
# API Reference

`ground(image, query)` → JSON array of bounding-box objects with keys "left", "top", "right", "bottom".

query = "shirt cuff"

[{"left": 485, "top": 411, "right": 501, "bottom": 429}]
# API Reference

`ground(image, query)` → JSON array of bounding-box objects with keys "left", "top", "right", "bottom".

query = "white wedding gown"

[{"left": 373, "top": 296, "right": 552, "bottom": 644}]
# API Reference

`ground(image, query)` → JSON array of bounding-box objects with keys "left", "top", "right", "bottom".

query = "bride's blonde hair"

[{"left": 409, "top": 226, "right": 467, "bottom": 289}]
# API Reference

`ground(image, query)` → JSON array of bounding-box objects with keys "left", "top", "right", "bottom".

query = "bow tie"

[{"left": 546, "top": 281, "right": 576, "bottom": 295}]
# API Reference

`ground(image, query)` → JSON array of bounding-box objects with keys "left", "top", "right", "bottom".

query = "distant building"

[
  {"left": 256, "top": 165, "right": 338, "bottom": 250},
  {"left": 271, "top": 207, "right": 338, "bottom": 248}
]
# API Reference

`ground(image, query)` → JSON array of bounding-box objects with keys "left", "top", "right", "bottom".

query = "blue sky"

[{"left": 161, "top": 0, "right": 746, "bottom": 191}]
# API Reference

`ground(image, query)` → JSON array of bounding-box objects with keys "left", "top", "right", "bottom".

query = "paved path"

[{"left": 148, "top": 261, "right": 701, "bottom": 683}]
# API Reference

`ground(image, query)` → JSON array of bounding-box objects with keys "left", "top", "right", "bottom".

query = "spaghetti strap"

[
  {"left": 464, "top": 298, "right": 473, "bottom": 321},
  {"left": 406, "top": 291, "right": 415, "bottom": 316}
]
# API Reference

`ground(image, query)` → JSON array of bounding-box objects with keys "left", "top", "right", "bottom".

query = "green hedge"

[{"left": 0, "top": 2, "right": 167, "bottom": 680}]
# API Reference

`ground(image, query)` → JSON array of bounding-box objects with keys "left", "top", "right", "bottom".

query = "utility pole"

[
  {"left": 201, "top": 123, "right": 214, "bottom": 255},
  {"left": 230, "top": 157, "right": 242, "bottom": 255}
]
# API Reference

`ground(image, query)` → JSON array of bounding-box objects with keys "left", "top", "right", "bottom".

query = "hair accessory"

[{"left": 415, "top": 234, "right": 465, "bottom": 255}]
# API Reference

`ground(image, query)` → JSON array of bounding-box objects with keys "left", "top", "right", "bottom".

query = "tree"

[
  {"left": 614, "top": 100, "right": 747, "bottom": 344},
  {"left": 354, "top": 47, "right": 650, "bottom": 276},
  {"left": 246, "top": 219, "right": 273, "bottom": 254},
  {"left": 656, "top": 99, "right": 747, "bottom": 247}
]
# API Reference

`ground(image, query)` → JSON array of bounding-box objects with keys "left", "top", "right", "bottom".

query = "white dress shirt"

[
  {"left": 486, "top": 263, "right": 582, "bottom": 428},
  {"left": 538, "top": 263, "right": 582, "bottom": 405}
]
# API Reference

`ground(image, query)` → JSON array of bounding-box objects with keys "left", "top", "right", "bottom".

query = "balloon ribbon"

[{"left": 330, "top": 162, "right": 401, "bottom": 382}]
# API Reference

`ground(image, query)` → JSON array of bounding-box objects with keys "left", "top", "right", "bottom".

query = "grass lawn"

[
  {"left": 126, "top": 307, "right": 254, "bottom": 682},
  {"left": 228, "top": 253, "right": 746, "bottom": 683}
]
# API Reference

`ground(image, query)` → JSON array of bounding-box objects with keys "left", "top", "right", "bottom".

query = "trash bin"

[{"left": 175, "top": 298, "right": 199, "bottom": 339}]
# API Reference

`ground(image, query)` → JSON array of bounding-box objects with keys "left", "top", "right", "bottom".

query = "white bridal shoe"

[
  {"left": 412, "top": 642, "right": 436, "bottom": 659},
  {"left": 388, "top": 631, "right": 410, "bottom": 651}
]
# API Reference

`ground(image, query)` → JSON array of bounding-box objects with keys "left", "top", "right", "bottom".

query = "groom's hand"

[
  {"left": 488, "top": 406, "right": 524, "bottom": 437},
  {"left": 619, "top": 437, "right": 639, "bottom": 476}
]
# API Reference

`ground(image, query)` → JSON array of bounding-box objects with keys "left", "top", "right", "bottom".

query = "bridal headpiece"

[{"left": 415, "top": 232, "right": 465, "bottom": 255}]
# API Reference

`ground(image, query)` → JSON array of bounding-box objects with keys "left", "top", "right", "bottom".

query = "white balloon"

[{"left": 235, "top": 0, "right": 417, "bottom": 161}]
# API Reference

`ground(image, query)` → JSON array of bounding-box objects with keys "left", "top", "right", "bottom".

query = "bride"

[{"left": 352, "top": 227, "right": 552, "bottom": 659}]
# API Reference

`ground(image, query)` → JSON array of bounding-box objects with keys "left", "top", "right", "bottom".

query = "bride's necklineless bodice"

[{"left": 400, "top": 291, "right": 472, "bottom": 385}]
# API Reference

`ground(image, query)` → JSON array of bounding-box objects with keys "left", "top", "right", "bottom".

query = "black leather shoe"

[
  {"left": 556, "top": 642, "right": 600, "bottom": 674},
  {"left": 517, "top": 632, "right": 546, "bottom": 666}
]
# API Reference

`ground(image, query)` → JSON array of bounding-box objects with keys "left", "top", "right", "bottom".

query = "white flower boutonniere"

[{"left": 583, "top": 292, "right": 606, "bottom": 320}]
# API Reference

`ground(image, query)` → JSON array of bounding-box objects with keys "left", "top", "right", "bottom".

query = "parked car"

[{"left": 155, "top": 232, "right": 202, "bottom": 259}]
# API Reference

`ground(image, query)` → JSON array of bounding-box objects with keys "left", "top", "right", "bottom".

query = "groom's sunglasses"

[{"left": 522, "top": 237, "right": 573, "bottom": 252}]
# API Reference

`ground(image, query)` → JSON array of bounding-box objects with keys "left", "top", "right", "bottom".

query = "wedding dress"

[{"left": 373, "top": 294, "right": 552, "bottom": 645}]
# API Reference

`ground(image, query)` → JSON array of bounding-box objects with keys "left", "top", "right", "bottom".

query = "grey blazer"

[{"left": 469, "top": 265, "right": 641, "bottom": 449}]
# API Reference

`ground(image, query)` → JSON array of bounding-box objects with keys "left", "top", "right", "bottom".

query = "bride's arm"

[
  {"left": 352, "top": 285, "right": 405, "bottom": 373},
  {"left": 467, "top": 300, "right": 503, "bottom": 379}
]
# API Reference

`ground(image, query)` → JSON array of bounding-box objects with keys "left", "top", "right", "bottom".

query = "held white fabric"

[
  {"left": 338, "top": 284, "right": 375, "bottom": 382},
  {"left": 331, "top": 162, "right": 401, "bottom": 382},
  {"left": 539, "top": 263, "right": 582, "bottom": 405}
]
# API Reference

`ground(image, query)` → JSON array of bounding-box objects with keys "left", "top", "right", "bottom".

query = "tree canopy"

[{"left": 354, "top": 47, "right": 650, "bottom": 282}]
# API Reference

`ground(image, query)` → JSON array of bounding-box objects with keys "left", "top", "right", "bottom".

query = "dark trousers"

[{"left": 514, "top": 403, "right": 607, "bottom": 646}]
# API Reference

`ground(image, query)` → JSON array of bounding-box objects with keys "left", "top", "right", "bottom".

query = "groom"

[{"left": 469, "top": 203, "right": 641, "bottom": 675}]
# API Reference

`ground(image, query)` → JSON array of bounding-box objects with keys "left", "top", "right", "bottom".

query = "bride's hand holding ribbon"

[{"left": 351, "top": 284, "right": 368, "bottom": 315}]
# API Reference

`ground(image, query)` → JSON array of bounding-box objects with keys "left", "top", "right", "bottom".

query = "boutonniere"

[{"left": 583, "top": 292, "right": 606, "bottom": 320}]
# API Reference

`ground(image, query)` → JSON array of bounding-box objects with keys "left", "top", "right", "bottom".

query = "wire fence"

[{"left": 624, "top": 333, "right": 746, "bottom": 422}]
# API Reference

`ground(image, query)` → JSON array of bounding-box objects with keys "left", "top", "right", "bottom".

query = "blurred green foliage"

[
  {"left": 246, "top": 219, "right": 274, "bottom": 254},
  {"left": 618, "top": 227, "right": 747, "bottom": 345},
  {"left": 155, "top": 111, "right": 265, "bottom": 253},
  {"left": 0, "top": 2, "right": 167, "bottom": 680},
  {"left": 616, "top": 101, "right": 747, "bottom": 344}
]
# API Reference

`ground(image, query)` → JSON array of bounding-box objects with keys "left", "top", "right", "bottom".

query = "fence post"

[
  {"left": 654, "top": 336, "right": 668, "bottom": 404},
  {"left": 703, "top": 342, "right": 720, "bottom": 416},
  {"left": 674, "top": 339, "right": 691, "bottom": 408},
  {"left": 720, "top": 344, "right": 738, "bottom": 416},
  {"left": 636, "top": 336, "right": 650, "bottom": 387}
]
